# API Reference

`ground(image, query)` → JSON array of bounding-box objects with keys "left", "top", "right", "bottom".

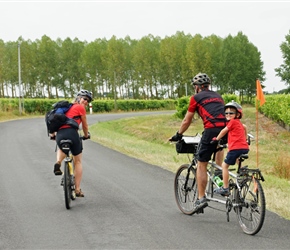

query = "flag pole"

[
  {"left": 255, "top": 94, "right": 259, "bottom": 168},
  {"left": 255, "top": 78, "right": 266, "bottom": 168}
]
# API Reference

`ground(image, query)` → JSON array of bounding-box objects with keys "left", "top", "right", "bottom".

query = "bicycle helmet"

[
  {"left": 77, "top": 89, "right": 93, "bottom": 102},
  {"left": 225, "top": 101, "right": 243, "bottom": 119},
  {"left": 192, "top": 73, "right": 211, "bottom": 86}
]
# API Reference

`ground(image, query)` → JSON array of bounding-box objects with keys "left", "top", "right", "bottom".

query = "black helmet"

[
  {"left": 77, "top": 89, "right": 93, "bottom": 102},
  {"left": 192, "top": 73, "right": 211, "bottom": 86},
  {"left": 225, "top": 101, "right": 243, "bottom": 119}
]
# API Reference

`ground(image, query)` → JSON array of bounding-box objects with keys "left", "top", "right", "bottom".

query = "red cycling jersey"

[
  {"left": 59, "top": 103, "right": 86, "bottom": 129},
  {"left": 226, "top": 119, "right": 249, "bottom": 151},
  {"left": 188, "top": 90, "right": 226, "bottom": 129}
]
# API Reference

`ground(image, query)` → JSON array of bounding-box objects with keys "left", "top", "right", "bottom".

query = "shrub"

[
  {"left": 174, "top": 96, "right": 190, "bottom": 119},
  {"left": 222, "top": 94, "right": 239, "bottom": 104}
]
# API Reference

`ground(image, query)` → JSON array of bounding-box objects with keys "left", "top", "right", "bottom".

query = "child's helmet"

[{"left": 225, "top": 101, "right": 243, "bottom": 119}]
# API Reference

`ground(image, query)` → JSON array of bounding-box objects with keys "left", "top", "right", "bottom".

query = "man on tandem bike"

[{"left": 169, "top": 73, "right": 227, "bottom": 214}]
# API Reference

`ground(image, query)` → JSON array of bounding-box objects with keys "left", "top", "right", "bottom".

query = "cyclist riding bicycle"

[
  {"left": 50, "top": 89, "right": 92, "bottom": 197},
  {"left": 212, "top": 101, "right": 249, "bottom": 196},
  {"left": 169, "top": 72, "right": 227, "bottom": 214}
]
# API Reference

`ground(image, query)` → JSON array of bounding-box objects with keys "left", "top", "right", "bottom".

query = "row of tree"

[{"left": 0, "top": 31, "right": 267, "bottom": 100}]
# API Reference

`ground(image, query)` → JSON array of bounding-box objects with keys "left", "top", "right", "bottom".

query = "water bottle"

[{"left": 214, "top": 176, "right": 223, "bottom": 187}]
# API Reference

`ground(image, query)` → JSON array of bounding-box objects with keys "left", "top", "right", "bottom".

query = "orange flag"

[{"left": 256, "top": 79, "right": 265, "bottom": 106}]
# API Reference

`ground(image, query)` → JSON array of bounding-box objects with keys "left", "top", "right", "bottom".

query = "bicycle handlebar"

[
  {"left": 247, "top": 133, "right": 254, "bottom": 145},
  {"left": 50, "top": 132, "right": 91, "bottom": 141},
  {"left": 80, "top": 132, "right": 91, "bottom": 140}
]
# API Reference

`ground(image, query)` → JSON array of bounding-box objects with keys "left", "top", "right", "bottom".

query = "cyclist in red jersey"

[
  {"left": 50, "top": 90, "right": 92, "bottom": 197},
  {"left": 169, "top": 73, "right": 227, "bottom": 214},
  {"left": 212, "top": 101, "right": 249, "bottom": 196}
]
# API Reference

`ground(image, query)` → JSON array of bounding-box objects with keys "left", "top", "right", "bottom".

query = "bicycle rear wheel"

[
  {"left": 64, "top": 162, "right": 72, "bottom": 209},
  {"left": 235, "top": 177, "right": 266, "bottom": 235},
  {"left": 174, "top": 164, "right": 198, "bottom": 215}
]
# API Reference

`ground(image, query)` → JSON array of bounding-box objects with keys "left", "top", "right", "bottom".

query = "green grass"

[
  {"left": 0, "top": 111, "right": 40, "bottom": 122},
  {"left": 90, "top": 107, "right": 290, "bottom": 220}
]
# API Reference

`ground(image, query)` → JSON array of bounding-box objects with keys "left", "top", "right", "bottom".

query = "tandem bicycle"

[{"left": 173, "top": 133, "right": 266, "bottom": 235}]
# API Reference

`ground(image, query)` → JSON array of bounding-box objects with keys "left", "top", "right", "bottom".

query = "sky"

[{"left": 1, "top": 0, "right": 290, "bottom": 93}]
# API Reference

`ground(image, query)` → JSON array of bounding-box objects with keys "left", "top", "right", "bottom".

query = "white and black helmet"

[
  {"left": 192, "top": 73, "right": 211, "bottom": 86},
  {"left": 225, "top": 101, "right": 243, "bottom": 119},
  {"left": 77, "top": 89, "right": 93, "bottom": 102}
]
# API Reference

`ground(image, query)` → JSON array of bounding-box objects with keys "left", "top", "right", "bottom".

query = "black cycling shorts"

[
  {"left": 197, "top": 127, "right": 226, "bottom": 162},
  {"left": 56, "top": 128, "right": 83, "bottom": 156}
]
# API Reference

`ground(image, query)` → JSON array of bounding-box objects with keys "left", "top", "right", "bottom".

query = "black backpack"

[{"left": 45, "top": 100, "right": 79, "bottom": 135}]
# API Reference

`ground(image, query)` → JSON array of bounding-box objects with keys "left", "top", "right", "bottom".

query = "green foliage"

[
  {"left": 260, "top": 94, "right": 290, "bottom": 126},
  {"left": 174, "top": 96, "right": 190, "bottom": 119},
  {"left": 216, "top": 32, "right": 265, "bottom": 99},
  {"left": 24, "top": 99, "right": 60, "bottom": 114},
  {"left": 0, "top": 98, "right": 176, "bottom": 114},
  {"left": 0, "top": 98, "right": 19, "bottom": 111},
  {"left": 275, "top": 31, "right": 290, "bottom": 86},
  {"left": 92, "top": 99, "right": 175, "bottom": 113},
  {"left": 222, "top": 94, "right": 240, "bottom": 104},
  {"left": 0, "top": 32, "right": 265, "bottom": 100},
  {"left": 92, "top": 100, "right": 114, "bottom": 112}
]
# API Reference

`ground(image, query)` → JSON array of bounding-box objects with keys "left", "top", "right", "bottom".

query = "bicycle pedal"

[{"left": 71, "top": 191, "right": 76, "bottom": 200}]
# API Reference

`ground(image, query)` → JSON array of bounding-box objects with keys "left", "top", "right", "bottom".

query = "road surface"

[{"left": 0, "top": 111, "right": 289, "bottom": 249}]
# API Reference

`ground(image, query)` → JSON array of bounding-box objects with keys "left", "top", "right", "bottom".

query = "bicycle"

[
  {"left": 59, "top": 139, "right": 76, "bottom": 209},
  {"left": 59, "top": 136, "right": 87, "bottom": 209},
  {"left": 173, "top": 133, "right": 266, "bottom": 235}
]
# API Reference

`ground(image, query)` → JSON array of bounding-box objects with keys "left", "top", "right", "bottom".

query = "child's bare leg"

[{"left": 222, "top": 162, "right": 230, "bottom": 188}]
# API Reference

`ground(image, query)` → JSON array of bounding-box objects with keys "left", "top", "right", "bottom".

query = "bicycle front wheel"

[
  {"left": 174, "top": 164, "right": 198, "bottom": 215},
  {"left": 64, "top": 162, "right": 72, "bottom": 209},
  {"left": 235, "top": 177, "right": 266, "bottom": 235}
]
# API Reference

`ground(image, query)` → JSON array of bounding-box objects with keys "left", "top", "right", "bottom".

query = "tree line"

[{"left": 0, "top": 31, "right": 266, "bottom": 100}]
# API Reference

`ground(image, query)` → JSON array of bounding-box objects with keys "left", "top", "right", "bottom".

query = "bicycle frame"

[
  {"left": 65, "top": 154, "right": 74, "bottom": 176},
  {"left": 206, "top": 160, "right": 243, "bottom": 202}
]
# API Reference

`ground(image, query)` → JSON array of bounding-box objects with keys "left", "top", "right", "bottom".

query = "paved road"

[{"left": 1, "top": 111, "right": 290, "bottom": 249}]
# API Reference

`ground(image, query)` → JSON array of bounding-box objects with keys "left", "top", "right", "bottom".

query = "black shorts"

[
  {"left": 56, "top": 128, "right": 83, "bottom": 156},
  {"left": 224, "top": 149, "right": 249, "bottom": 165},
  {"left": 197, "top": 127, "right": 226, "bottom": 162}
]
